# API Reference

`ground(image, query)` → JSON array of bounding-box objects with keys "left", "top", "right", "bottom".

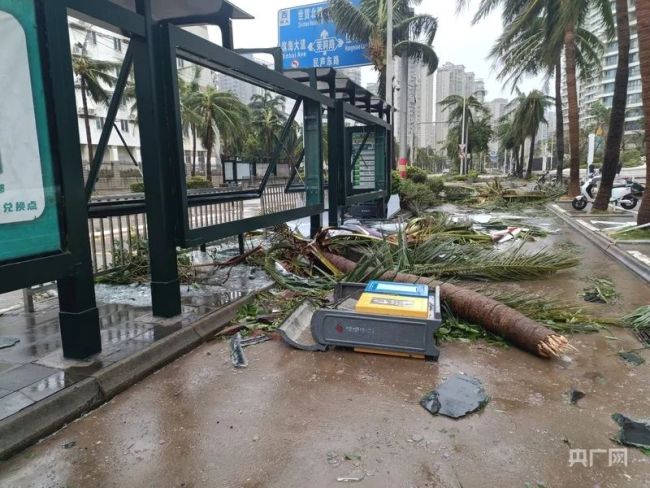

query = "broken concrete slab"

[
  {"left": 612, "top": 413, "right": 650, "bottom": 450},
  {"left": 618, "top": 351, "right": 646, "bottom": 366},
  {"left": 420, "top": 374, "right": 489, "bottom": 419}
]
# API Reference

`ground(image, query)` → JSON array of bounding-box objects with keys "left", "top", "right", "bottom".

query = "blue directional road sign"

[{"left": 278, "top": 1, "right": 370, "bottom": 70}]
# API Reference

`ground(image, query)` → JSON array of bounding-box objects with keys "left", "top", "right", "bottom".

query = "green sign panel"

[
  {"left": 0, "top": 0, "right": 61, "bottom": 262},
  {"left": 350, "top": 129, "right": 376, "bottom": 191}
]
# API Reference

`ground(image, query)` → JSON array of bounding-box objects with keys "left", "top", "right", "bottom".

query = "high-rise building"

[
  {"left": 433, "top": 63, "right": 477, "bottom": 151},
  {"left": 487, "top": 98, "right": 509, "bottom": 124},
  {"left": 574, "top": 1, "right": 642, "bottom": 135},
  {"left": 394, "top": 60, "right": 435, "bottom": 153}
]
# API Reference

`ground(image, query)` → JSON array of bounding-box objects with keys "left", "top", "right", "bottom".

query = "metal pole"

[
  {"left": 386, "top": 0, "right": 393, "bottom": 108},
  {"left": 398, "top": 55, "right": 409, "bottom": 177},
  {"left": 460, "top": 78, "right": 467, "bottom": 175}
]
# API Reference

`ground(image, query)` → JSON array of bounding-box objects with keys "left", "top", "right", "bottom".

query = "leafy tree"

[
  {"left": 72, "top": 50, "right": 118, "bottom": 163},
  {"left": 635, "top": 0, "right": 650, "bottom": 224},
  {"left": 593, "top": 0, "right": 631, "bottom": 211},
  {"left": 512, "top": 90, "right": 553, "bottom": 178},
  {"left": 178, "top": 66, "right": 203, "bottom": 176},
  {"left": 323, "top": 0, "right": 439, "bottom": 96},
  {"left": 459, "top": 0, "right": 614, "bottom": 194},
  {"left": 188, "top": 87, "right": 249, "bottom": 181}
]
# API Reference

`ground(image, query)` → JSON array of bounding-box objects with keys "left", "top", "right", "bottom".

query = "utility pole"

[
  {"left": 386, "top": 0, "right": 393, "bottom": 109},
  {"left": 398, "top": 56, "right": 409, "bottom": 178}
]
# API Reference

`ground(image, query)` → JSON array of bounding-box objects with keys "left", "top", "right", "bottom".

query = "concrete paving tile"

[
  {"left": 19, "top": 371, "right": 83, "bottom": 403},
  {"left": 0, "top": 364, "right": 59, "bottom": 392},
  {"left": 0, "top": 392, "right": 34, "bottom": 421}
]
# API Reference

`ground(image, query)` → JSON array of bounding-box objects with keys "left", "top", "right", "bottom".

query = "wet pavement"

[
  {"left": 0, "top": 326, "right": 648, "bottom": 487},
  {"left": 0, "top": 252, "right": 273, "bottom": 423},
  {"left": 0, "top": 211, "right": 648, "bottom": 486}
]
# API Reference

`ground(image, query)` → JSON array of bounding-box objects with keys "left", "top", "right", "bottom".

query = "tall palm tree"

[
  {"left": 512, "top": 90, "right": 553, "bottom": 178},
  {"left": 323, "top": 0, "right": 439, "bottom": 97},
  {"left": 178, "top": 66, "right": 203, "bottom": 176},
  {"left": 440, "top": 94, "right": 489, "bottom": 171},
  {"left": 459, "top": 0, "right": 614, "bottom": 195},
  {"left": 72, "top": 50, "right": 118, "bottom": 163},
  {"left": 636, "top": 0, "right": 650, "bottom": 225},
  {"left": 593, "top": 0, "right": 630, "bottom": 211},
  {"left": 249, "top": 92, "right": 288, "bottom": 163},
  {"left": 188, "top": 87, "right": 249, "bottom": 182}
]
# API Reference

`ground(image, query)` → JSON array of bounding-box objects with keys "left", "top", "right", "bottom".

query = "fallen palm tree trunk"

[{"left": 322, "top": 252, "right": 574, "bottom": 359}]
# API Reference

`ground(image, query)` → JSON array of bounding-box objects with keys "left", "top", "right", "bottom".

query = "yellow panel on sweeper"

[{"left": 355, "top": 293, "right": 429, "bottom": 319}]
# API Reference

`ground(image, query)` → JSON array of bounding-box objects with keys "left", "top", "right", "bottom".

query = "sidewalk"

[
  {"left": 0, "top": 280, "right": 265, "bottom": 459},
  {"left": 548, "top": 201, "right": 650, "bottom": 283}
]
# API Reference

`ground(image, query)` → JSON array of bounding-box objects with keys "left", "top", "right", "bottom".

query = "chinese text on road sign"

[{"left": 278, "top": 1, "right": 370, "bottom": 70}]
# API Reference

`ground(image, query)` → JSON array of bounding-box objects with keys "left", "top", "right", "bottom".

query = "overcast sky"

[{"left": 225, "top": 0, "right": 544, "bottom": 101}]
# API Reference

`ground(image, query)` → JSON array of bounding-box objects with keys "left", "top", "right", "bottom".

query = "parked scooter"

[{"left": 572, "top": 166, "right": 645, "bottom": 211}]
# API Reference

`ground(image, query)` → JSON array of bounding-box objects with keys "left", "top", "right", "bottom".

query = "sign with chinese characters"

[
  {"left": 350, "top": 129, "right": 376, "bottom": 191},
  {"left": 278, "top": 1, "right": 370, "bottom": 70},
  {"left": 0, "top": 1, "right": 61, "bottom": 262}
]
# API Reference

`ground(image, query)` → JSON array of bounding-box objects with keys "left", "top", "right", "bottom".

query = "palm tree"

[
  {"left": 178, "top": 66, "right": 203, "bottom": 176},
  {"left": 440, "top": 93, "right": 489, "bottom": 171},
  {"left": 459, "top": 0, "right": 614, "bottom": 195},
  {"left": 323, "top": 0, "right": 439, "bottom": 97},
  {"left": 593, "top": 0, "right": 630, "bottom": 211},
  {"left": 72, "top": 50, "right": 118, "bottom": 163},
  {"left": 249, "top": 92, "right": 288, "bottom": 163},
  {"left": 188, "top": 88, "right": 249, "bottom": 182},
  {"left": 636, "top": 0, "right": 650, "bottom": 225},
  {"left": 512, "top": 90, "right": 553, "bottom": 178}
]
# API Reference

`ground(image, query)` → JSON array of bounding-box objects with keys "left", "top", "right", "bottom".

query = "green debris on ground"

[
  {"left": 581, "top": 278, "right": 618, "bottom": 304},
  {"left": 622, "top": 305, "right": 650, "bottom": 332},
  {"left": 611, "top": 228, "right": 650, "bottom": 241},
  {"left": 95, "top": 237, "right": 194, "bottom": 285}
]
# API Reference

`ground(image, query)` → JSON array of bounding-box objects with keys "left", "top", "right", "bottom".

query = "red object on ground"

[{"left": 398, "top": 158, "right": 408, "bottom": 178}]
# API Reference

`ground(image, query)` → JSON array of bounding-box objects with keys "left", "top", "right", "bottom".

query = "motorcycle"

[{"left": 572, "top": 168, "right": 645, "bottom": 211}]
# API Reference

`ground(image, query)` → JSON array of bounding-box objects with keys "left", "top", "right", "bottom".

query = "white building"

[
  {"left": 68, "top": 20, "right": 262, "bottom": 192},
  {"left": 433, "top": 62, "right": 477, "bottom": 151},
  {"left": 574, "top": 0, "right": 642, "bottom": 135},
  {"left": 394, "top": 59, "right": 435, "bottom": 153}
]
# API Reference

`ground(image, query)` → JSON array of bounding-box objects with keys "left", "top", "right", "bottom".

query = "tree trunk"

[
  {"left": 637, "top": 0, "right": 650, "bottom": 224},
  {"left": 565, "top": 26, "right": 581, "bottom": 196},
  {"left": 527, "top": 133, "right": 536, "bottom": 179},
  {"left": 594, "top": 0, "right": 630, "bottom": 211},
  {"left": 518, "top": 144, "right": 525, "bottom": 178},
  {"left": 555, "top": 59, "right": 565, "bottom": 182},
  {"left": 191, "top": 125, "right": 197, "bottom": 177},
  {"left": 322, "top": 252, "right": 571, "bottom": 358},
  {"left": 206, "top": 145, "right": 212, "bottom": 182},
  {"left": 80, "top": 78, "right": 94, "bottom": 164}
]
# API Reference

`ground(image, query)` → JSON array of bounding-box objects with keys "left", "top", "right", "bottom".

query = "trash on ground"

[
  {"left": 278, "top": 300, "right": 328, "bottom": 352},
  {"left": 239, "top": 335, "right": 271, "bottom": 347},
  {"left": 420, "top": 374, "right": 489, "bottom": 419},
  {"left": 566, "top": 388, "right": 586, "bottom": 405},
  {"left": 612, "top": 413, "right": 650, "bottom": 450},
  {"left": 490, "top": 227, "right": 523, "bottom": 244},
  {"left": 62, "top": 441, "right": 76, "bottom": 449},
  {"left": 336, "top": 469, "right": 366, "bottom": 482},
  {"left": 230, "top": 332, "right": 248, "bottom": 368},
  {"left": 618, "top": 351, "right": 646, "bottom": 366},
  {"left": 0, "top": 336, "right": 20, "bottom": 349},
  {"left": 581, "top": 278, "right": 618, "bottom": 304}
]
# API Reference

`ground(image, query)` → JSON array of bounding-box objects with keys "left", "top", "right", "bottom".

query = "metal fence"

[
  {"left": 89, "top": 199, "right": 244, "bottom": 274},
  {"left": 260, "top": 184, "right": 306, "bottom": 214}
]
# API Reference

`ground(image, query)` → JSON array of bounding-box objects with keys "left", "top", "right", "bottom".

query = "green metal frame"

[{"left": 163, "top": 25, "right": 330, "bottom": 248}]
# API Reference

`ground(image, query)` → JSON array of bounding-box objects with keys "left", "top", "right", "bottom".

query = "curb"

[
  {"left": 547, "top": 204, "right": 650, "bottom": 284},
  {"left": 0, "top": 291, "right": 259, "bottom": 460}
]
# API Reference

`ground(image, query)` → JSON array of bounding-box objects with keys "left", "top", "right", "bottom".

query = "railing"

[
  {"left": 88, "top": 198, "right": 244, "bottom": 274},
  {"left": 261, "top": 184, "right": 306, "bottom": 214}
]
